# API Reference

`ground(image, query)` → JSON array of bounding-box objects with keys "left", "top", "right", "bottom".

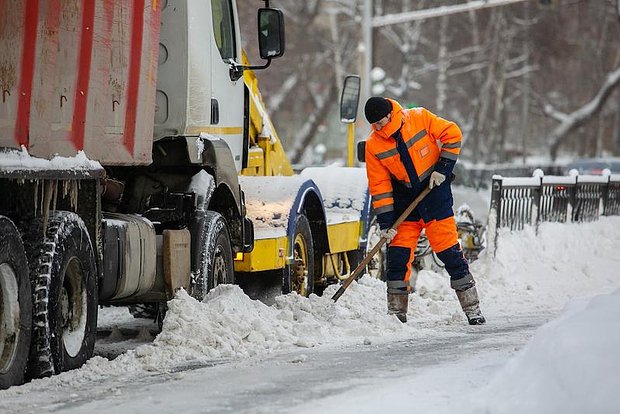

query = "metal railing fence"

[{"left": 486, "top": 173, "right": 620, "bottom": 255}]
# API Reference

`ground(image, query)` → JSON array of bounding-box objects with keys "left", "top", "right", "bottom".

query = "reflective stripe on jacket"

[{"left": 365, "top": 99, "right": 462, "bottom": 227}]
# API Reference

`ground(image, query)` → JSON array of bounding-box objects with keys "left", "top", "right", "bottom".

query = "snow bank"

[
  {"left": 1, "top": 274, "right": 461, "bottom": 393},
  {"left": 4, "top": 217, "right": 620, "bottom": 400},
  {"left": 472, "top": 219, "right": 619, "bottom": 315},
  {"left": 479, "top": 288, "right": 620, "bottom": 414},
  {"left": 127, "top": 274, "right": 457, "bottom": 368}
]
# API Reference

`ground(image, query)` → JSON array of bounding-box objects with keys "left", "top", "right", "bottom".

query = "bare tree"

[
  {"left": 240, "top": 0, "right": 620, "bottom": 166},
  {"left": 545, "top": 67, "right": 620, "bottom": 160},
  {"left": 539, "top": 0, "right": 620, "bottom": 160}
]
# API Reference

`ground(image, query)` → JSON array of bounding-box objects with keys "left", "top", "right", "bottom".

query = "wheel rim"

[
  {"left": 212, "top": 245, "right": 227, "bottom": 287},
  {"left": 61, "top": 257, "right": 87, "bottom": 358},
  {"left": 292, "top": 233, "right": 309, "bottom": 296},
  {"left": 0, "top": 263, "right": 20, "bottom": 374}
]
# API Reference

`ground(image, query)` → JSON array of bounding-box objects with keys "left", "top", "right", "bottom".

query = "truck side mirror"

[
  {"left": 340, "top": 75, "right": 361, "bottom": 123},
  {"left": 341, "top": 75, "right": 361, "bottom": 167},
  {"left": 258, "top": 8, "right": 285, "bottom": 60}
]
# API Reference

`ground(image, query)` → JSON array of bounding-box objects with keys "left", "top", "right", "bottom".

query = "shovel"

[{"left": 331, "top": 186, "right": 432, "bottom": 302}]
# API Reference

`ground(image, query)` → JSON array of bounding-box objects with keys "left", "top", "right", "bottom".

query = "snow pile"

[
  {"left": 141, "top": 275, "right": 455, "bottom": 367},
  {"left": 2, "top": 273, "right": 462, "bottom": 393},
  {"left": 478, "top": 288, "right": 620, "bottom": 414},
  {"left": 472, "top": 219, "right": 619, "bottom": 315},
  {"left": 0, "top": 146, "right": 102, "bottom": 171},
  {"left": 4, "top": 217, "right": 620, "bottom": 400}
]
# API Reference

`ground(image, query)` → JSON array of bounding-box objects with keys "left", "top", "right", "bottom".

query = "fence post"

[
  {"left": 532, "top": 170, "right": 543, "bottom": 232},
  {"left": 602, "top": 174, "right": 611, "bottom": 216},
  {"left": 487, "top": 176, "right": 503, "bottom": 257},
  {"left": 568, "top": 174, "right": 578, "bottom": 222}
]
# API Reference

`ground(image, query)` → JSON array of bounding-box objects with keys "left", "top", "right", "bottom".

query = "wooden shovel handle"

[{"left": 331, "top": 186, "right": 432, "bottom": 302}]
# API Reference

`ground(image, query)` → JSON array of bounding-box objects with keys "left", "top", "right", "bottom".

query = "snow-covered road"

[
  {"left": 0, "top": 312, "right": 550, "bottom": 414},
  {"left": 1, "top": 217, "right": 619, "bottom": 414}
]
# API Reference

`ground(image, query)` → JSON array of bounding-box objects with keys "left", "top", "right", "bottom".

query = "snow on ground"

[
  {"left": 1, "top": 217, "right": 619, "bottom": 413},
  {"left": 478, "top": 287, "right": 620, "bottom": 414}
]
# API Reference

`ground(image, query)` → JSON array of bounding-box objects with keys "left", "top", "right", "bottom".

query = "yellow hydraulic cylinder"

[{"left": 347, "top": 123, "right": 355, "bottom": 167}]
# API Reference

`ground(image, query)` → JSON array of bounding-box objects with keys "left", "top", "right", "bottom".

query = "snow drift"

[
  {"left": 478, "top": 288, "right": 620, "bottom": 414},
  {"left": 2, "top": 217, "right": 619, "bottom": 414}
]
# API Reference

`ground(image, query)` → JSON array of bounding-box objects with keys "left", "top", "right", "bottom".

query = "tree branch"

[{"left": 549, "top": 66, "right": 620, "bottom": 159}]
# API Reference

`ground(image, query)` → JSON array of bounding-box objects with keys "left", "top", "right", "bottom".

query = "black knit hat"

[{"left": 364, "top": 97, "right": 392, "bottom": 123}]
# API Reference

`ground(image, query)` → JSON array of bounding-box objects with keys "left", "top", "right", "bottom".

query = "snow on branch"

[
  {"left": 542, "top": 102, "right": 569, "bottom": 123},
  {"left": 504, "top": 64, "right": 539, "bottom": 81},
  {"left": 371, "top": 0, "right": 529, "bottom": 27},
  {"left": 268, "top": 74, "right": 298, "bottom": 113},
  {"left": 548, "top": 66, "right": 620, "bottom": 159}
]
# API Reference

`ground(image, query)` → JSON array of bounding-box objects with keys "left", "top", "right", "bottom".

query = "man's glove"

[
  {"left": 379, "top": 228, "right": 397, "bottom": 243},
  {"left": 429, "top": 171, "right": 446, "bottom": 189}
]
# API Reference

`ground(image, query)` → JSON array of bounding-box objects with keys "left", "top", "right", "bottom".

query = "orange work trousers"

[{"left": 386, "top": 216, "right": 468, "bottom": 294}]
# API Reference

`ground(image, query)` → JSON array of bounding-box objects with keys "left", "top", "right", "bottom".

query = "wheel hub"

[
  {"left": 60, "top": 286, "right": 71, "bottom": 328},
  {"left": 292, "top": 234, "right": 309, "bottom": 296},
  {"left": 0, "top": 263, "right": 20, "bottom": 374},
  {"left": 213, "top": 247, "right": 227, "bottom": 287},
  {"left": 61, "top": 258, "right": 87, "bottom": 358}
]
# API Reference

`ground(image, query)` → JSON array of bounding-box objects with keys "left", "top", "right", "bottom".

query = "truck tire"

[
  {"left": 0, "top": 217, "right": 31, "bottom": 390},
  {"left": 283, "top": 214, "right": 314, "bottom": 296},
  {"left": 191, "top": 211, "right": 234, "bottom": 301},
  {"left": 22, "top": 212, "right": 97, "bottom": 378}
]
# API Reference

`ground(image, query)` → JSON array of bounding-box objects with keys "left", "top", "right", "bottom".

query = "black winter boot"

[
  {"left": 455, "top": 286, "right": 486, "bottom": 325},
  {"left": 387, "top": 293, "right": 408, "bottom": 323}
]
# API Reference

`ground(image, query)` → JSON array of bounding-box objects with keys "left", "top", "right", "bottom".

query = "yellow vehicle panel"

[
  {"left": 234, "top": 220, "right": 362, "bottom": 273},
  {"left": 327, "top": 221, "right": 361, "bottom": 253},
  {"left": 234, "top": 236, "right": 288, "bottom": 272}
]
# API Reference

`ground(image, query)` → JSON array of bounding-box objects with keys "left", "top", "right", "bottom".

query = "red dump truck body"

[{"left": 0, "top": 0, "right": 160, "bottom": 165}]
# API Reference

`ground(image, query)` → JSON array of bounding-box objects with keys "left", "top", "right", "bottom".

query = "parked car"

[{"left": 565, "top": 158, "right": 620, "bottom": 175}]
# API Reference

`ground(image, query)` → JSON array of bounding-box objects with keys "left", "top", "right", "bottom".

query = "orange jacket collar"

[{"left": 372, "top": 98, "right": 404, "bottom": 139}]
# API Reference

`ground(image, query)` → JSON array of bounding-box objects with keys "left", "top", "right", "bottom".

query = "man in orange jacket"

[{"left": 364, "top": 96, "right": 485, "bottom": 325}]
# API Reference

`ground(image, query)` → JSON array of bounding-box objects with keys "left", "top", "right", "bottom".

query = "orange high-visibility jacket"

[{"left": 365, "top": 99, "right": 462, "bottom": 227}]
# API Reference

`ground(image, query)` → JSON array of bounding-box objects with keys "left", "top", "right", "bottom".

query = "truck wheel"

[
  {"left": 23, "top": 212, "right": 97, "bottom": 378},
  {"left": 0, "top": 217, "right": 31, "bottom": 390},
  {"left": 191, "top": 211, "right": 234, "bottom": 301},
  {"left": 283, "top": 214, "right": 314, "bottom": 296}
]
